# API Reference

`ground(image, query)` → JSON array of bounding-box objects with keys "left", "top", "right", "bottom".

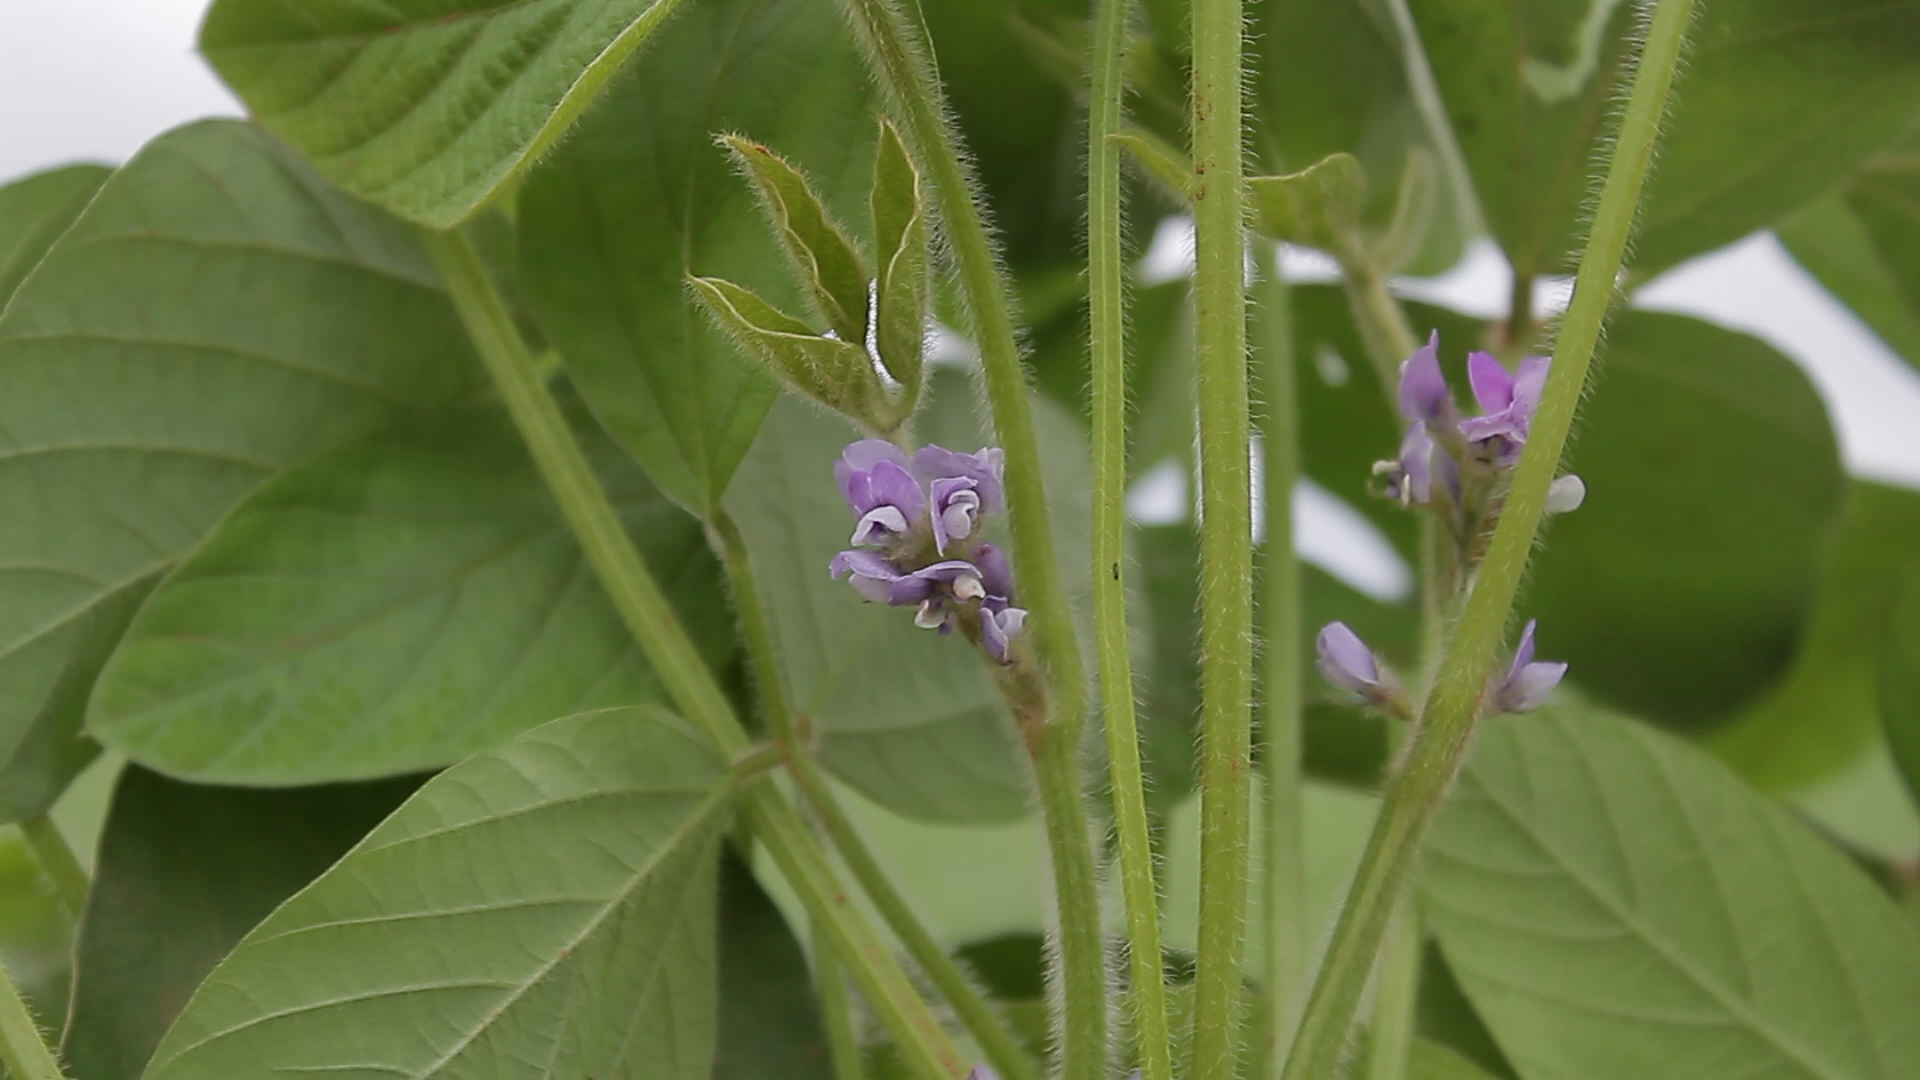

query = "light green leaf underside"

[
  {"left": 518, "top": 0, "right": 875, "bottom": 513},
  {"left": 199, "top": 0, "right": 691, "bottom": 228},
  {"left": 62, "top": 767, "right": 420, "bottom": 1080},
  {"left": 0, "top": 119, "right": 481, "bottom": 823},
  {"left": 87, "top": 407, "right": 728, "bottom": 785},
  {"left": 143, "top": 706, "right": 729, "bottom": 1080},
  {"left": 1426, "top": 707, "right": 1920, "bottom": 1080},
  {"left": 0, "top": 163, "right": 110, "bottom": 313}
]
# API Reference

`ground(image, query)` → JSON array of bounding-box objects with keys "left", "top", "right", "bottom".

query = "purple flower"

[
  {"left": 913, "top": 445, "right": 1005, "bottom": 554},
  {"left": 1458, "top": 352, "right": 1547, "bottom": 465},
  {"left": 835, "top": 439, "right": 925, "bottom": 547},
  {"left": 1316, "top": 622, "right": 1391, "bottom": 702},
  {"left": 828, "top": 550, "right": 906, "bottom": 603},
  {"left": 1488, "top": 619, "right": 1567, "bottom": 714},
  {"left": 981, "top": 605, "right": 1028, "bottom": 663},
  {"left": 973, "top": 543, "right": 1014, "bottom": 603},
  {"left": 1378, "top": 424, "right": 1435, "bottom": 505},
  {"left": 1397, "top": 331, "right": 1454, "bottom": 424}
]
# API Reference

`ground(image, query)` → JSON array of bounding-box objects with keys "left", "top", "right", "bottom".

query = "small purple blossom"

[
  {"left": 973, "top": 542, "right": 1014, "bottom": 602},
  {"left": 1397, "top": 331, "right": 1454, "bottom": 424},
  {"left": 827, "top": 550, "right": 904, "bottom": 603},
  {"left": 835, "top": 440, "right": 924, "bottom": 547},
  {"left": 913, "top": 445, "right": 1005, "bottom": 553},
  {"left": 1377, "top": 424, "right": 1435, "bottom": 505},
  {"left": 1316, "top": 622, "right": 1394, "bottom": 705},
  {"left": 1458, "top": 352, "right": 1547, "bottom": 465},
  {"left": 1488, "top": 619, "right": 1567, "bottom": 714},
  {"left": 981, "top": 605, "right": 1028, "bottom": 663}
]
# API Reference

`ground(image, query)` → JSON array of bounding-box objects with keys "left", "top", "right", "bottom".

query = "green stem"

[
  {"left": 1279, "top": 2, "right": 1698, "bottom": 1075},
  {"left": 1377, "top": 0, "right": 1483, "bottom": 236},
  {"left": 18, "top": 816, "right": 86, "bottom": 918},
  {"left": 0, "top": 960, "right": 63, "bottom": 1080},
  {"left": 1255, "top": 268, "right": 1305, "bottom": 1072},
  {"left": 710, "top": 512, "right": 1041, "bottom": 1080},
  {"left": 1364, "top": 907, "right": 1422, "bottom": 1080},
  {"left": 1339, "top": 261, "right": 1419, "bottom": 394},
  {"left": 830, "top": 4, "right": 1106, "bottom": 1078},
  {"left": 421, "top": 228, "right": 965, "bottom": 1080},
  {"left": 815, "top": 920, "right": 868, "bottom": 1080},
  {"left": 1189, "top": 0, "right": 1254, "bottom": 1077},
  {"left": 1089, "top": 1, "right": 1174, "bottom": 1079}
]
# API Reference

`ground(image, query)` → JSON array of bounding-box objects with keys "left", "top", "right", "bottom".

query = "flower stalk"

[
  {"left": 1279, "top": 1, "right": 1700, "bottom": 1074},
  {"left": 421, "top": 227, "right": 966, "bottom": 1080},
  {"left": 19, "top": 815, "right": 86, "bottom": 918},
  {"left": 829, "top": 3, "right": 1107, "bottom": 1077},
  {"left": 1189, "top": 0, "right": 1255, "bottom": 1076}
]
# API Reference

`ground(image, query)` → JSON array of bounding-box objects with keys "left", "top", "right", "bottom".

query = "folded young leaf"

[
  {"left": 142, "top": 707, "right": 732, "bottom": 1080},
  {"left": 690, "top": 276, "right": 888, "bottom": 428},
  {"left": 0, "top": 120, "right": 481, "bottom": 824},
  {"left": 870, "top": 120, "right": 929, "bottom": 401},
  {"left": 61, "top": 768, "right": 422, "bottom": 1080},
  {"left": 199, "top": 0, "right": 693, "bottom": 227},
  {"left": 87, "top": 407, "right": 729, "bottom": 785},
  {"left": 1247, "top": 153, "right": 1367, "bottom": 257},
  {"left": 722, "top": 136, "right": 872, "bottom": 346},
  {"left": 1425, "top": 706, "right": 1920, "bottom": 1080}
]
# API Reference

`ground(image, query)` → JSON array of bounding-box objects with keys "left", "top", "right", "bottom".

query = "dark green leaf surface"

[
  {"left": 1529, "top": 311, "right": 1844, "bottom": 729},
  {"left": 0, "top": 164, "right": 109, "bottom": 312},
  {"left": 519, "top": 0, "right": 874, "bottom": 514},
  {"left": 199, "top": 0, "right": 690, "bottom": 228},
  {"left": 713, "top": 852, "right": 830, "bottom": 1080},
  {"left": 88, "top": 408, "right": 727, "bottom": 785},
  {"left": 60, "top": 768, "right": 421, "bottom": 1080},
  {"left": 1710, "top": 481, "right": 1920, "bottom": 790},
  {"left": 1780, "top": 133, "right": 1920, "bottom": 375},
  {"left": 0, "top": 121, "right": 480, "bottom": 826},
  {"left": 1878, "top": 570, "right": 1920, "bottom": 809},
  {"left": 1413, "top": 0, "right": 1920, "bottom": 275},
  {"left": 1426, "top": 706, "right": 1920, "bottom": 1080},
  {"left": 1408, "top": 1039, "right": 1505, "bottom": 1080},
  {"left": 724, "top": 371, "right": 1091, "bottom": 822},
  {"left": 143, "top": 707, "right": 730, "bottom": 1080}
]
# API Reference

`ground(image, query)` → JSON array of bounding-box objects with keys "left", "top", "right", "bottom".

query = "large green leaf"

[
  {"left": 1879, "top": 569, "right": 1920, "bottom": 809},
  {"left": 714, "top": 852, "right": 830, "bottom": 1080},
  {"left": 1528, "top": 311, "right": 1844, "bottom": 729},
  {"left": 1710, "top": 481, "right": 1920, "bottom": 790},
  {"left": 88, "top": 407, "right": 727, "bottom": 785},
  {"left": 143, "top": 706, "right": 730, "bottom": 1080},
  {"left": 60, "top": 768, "right": 420, "bottom": 1080},
  {"left": 0, "top": 121, "right": 480, "bottom": 824},
  {"left": 1412, "top": 0, "right": 1920, "bottom": 276},
  {"left": 518, "top": 0, "right": 873, "bottom": 515},
  {"left": 724, "top": 371, "right": 1092, "bottom": 822},
  {"left": 199, "top": 0, "right": 689, "bottom": 228},
  {"left": 1425, "top": 706, "right": 1920, "bottom": 1080},
  {"left": 0, "top": 164, "right": 109, "bottom": 312}
]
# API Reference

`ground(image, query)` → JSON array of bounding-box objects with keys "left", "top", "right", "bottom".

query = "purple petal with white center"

[
  {"left": 1489, "top": 619, "right": 1567, "bottom": 713},
  {"left": 829, "top": 550, "right": 904, "bottom": 603},
  {"left": 1315, "top": 622, "right": 1380, "bottom": 693},
  {"left": 929, "top": 475, "right": 983, "bottom": 553},
  {"left": 913, "top": 445, "right": 1006, "bottom": 515},
  {"left": 982, "top": 606, "right": 1028, "bottom": 663},
  {"left": 1396, "top": 330, "right": 1451, "bottom": 423},
  {"left": 839, "top": 450, "right": 925, "bottom": 546},
  {"left": 885, "top": 559, "right": 983, "bottom": 608}
]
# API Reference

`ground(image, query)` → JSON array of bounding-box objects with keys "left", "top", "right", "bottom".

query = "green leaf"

[
  {"left": 1413, "top": 0, "right": 1920, "bottom": 276},
  {"left": 724, "top": 370, "right": 1091, "bottom": 822},
  {"left": 1407, "top": 1038, "right": 1505, "bottom": 1080},
  {"left": 1247, "top": 153, "right": 1367, "bottom": 255},
  {"left": 1416, "top": 942, "right": 1520, "bottom": 1080},
  {"left": 0, "top": 829, "right": 72, "bottom": 1041},
  {"left": 689, "top": 276, "right": 889, "bottom": 429},
  {"left": 0, "top": 120, "right": 480, "bottom": 826},
  {"left": 0, "top": 164, "right": 109, "bottom": 312},
  {"left": 518, "top": 0, "right": 875, "bottom": 514},
  {"left": 143, "top": 706, "right": 731, "bottom": 1080},
  {"left": 1709, "top": 481, "right": 1920, "bottom": 790},
  {"left": 87, "top": 407, "right": 728, "bottom": 785},
  {"left": 1528, "top": 311, "right": 1845, "bottom": 729},
  {"left": 1878, "top": 569, "right": 1920, "bottom": 809},
  {"left": 1425, "top": 706, "right": 1920, "bottom": 1080},
  {"left": 60, "top": 768, "right": 420, "bottom": 1080},
  {"left": 721, "top": 136, "right": 871, "bottom": 346},
  {"left": 198, "top": 0, "right": 691, "bottom": 228},
  {"left": 713, "top": 851, "right": 831, "bottom": 1080},
  {"left": 1777, "top": 193, "right": 1920, "bottom": 373},
  {"left": 870, "top": 120, "right": 929, "bottom": 399}
]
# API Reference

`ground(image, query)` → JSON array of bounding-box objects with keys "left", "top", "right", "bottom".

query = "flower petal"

[
  {"left": 834, "top": 439, "right": 910, "bottom": 505},
  {"left": 1466, "top": 351, "right": 1515, "bottom": 414},
  {"left": 1315, "top": 621, "right": 1379, "bottom": 692},
  {"left": 982, "top": 606, "right": 1028, "bottom": 663},
  {"left": 1397, "top": 330, "right": 1451, "bottom": 423},
  {"left": 974, "top": 543, "right": 1014, "bottom": 600},
  {"left": 1499, "top": 661, "right": 1567, "bottom": 712}
]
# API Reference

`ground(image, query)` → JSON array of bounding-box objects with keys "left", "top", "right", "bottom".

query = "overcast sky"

[{"left": 5, "top": 0, "right": 1919, "bottom": 592}]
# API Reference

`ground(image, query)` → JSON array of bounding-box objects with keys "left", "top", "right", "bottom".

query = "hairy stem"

[
  {"left": 1279, "top": 2, "right": 1698, "bottom": 1074},
  {"left": 1364, "top": 907, "right": 1422, "bottom": 1080},
  {"left": 830, "top": 4, "right": 1107, "bottom": 1077},
  {"left": 814, "top": 921, "right": 868, "bottom": 1080},
  {"left": 1255, "top": 267, "right": 1305, "bottom": 1072},
  {"left": 422, "top": 228, "right": 965, "bottom": 1080},
  {"left": 1189, "top": 0, "right": 1254, "bottom": 1077},
  {"left": 711, "top": 511, "right": 1040, "bottom": 1080},
  {"left": 0, "top": 960, "right": 63, "bottom": 1080},
  {"left": 1088, "top": 1, "right": 1175, "bottom": 1079},
  {"left": 19, "top": 816, "right": 86, "bottom": 918}
]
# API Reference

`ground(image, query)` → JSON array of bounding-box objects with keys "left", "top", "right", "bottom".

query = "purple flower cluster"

[
  {"left": 1375, "top": 332, "right": 1584, "bottom": 514},
  {"left": 1314, "top": 618, "right": 1566, "bottom": 717},
  {"left": 828, "top": 439, "right": 1028, "bottom": 664}
]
